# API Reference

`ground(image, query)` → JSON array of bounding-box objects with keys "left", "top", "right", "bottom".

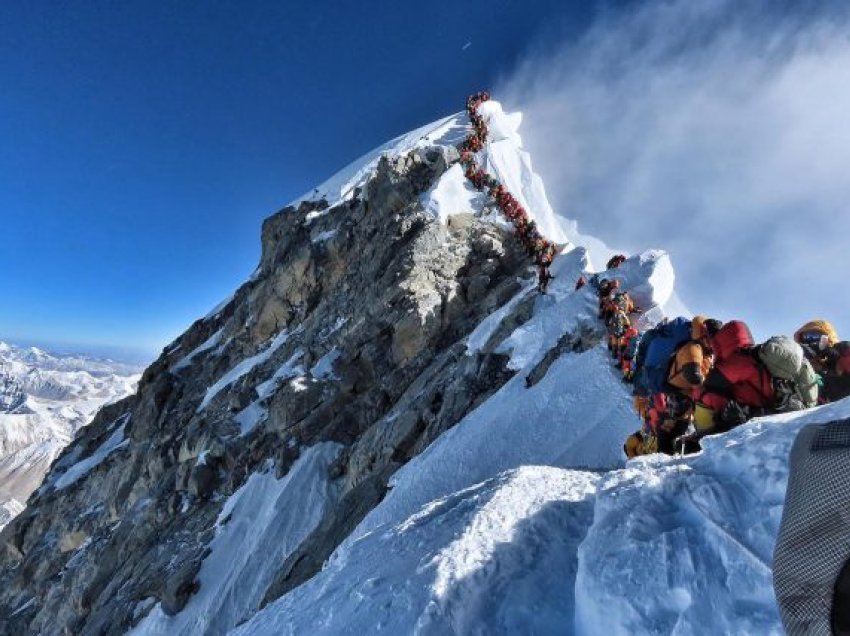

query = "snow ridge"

[{"left": 226, "top": 98, "right": 827, "bottom": 635}]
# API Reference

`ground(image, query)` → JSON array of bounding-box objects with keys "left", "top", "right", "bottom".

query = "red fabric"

[
  {"left": 461, "top": 92, "right": 557, "bottom": 269},
  {"left": 837, "top": 344, "right": 850, "bottom": 375},
  {"left": 698, "top": 390, "right": 729, "bottom": 413},
  {"left": 644, "top": 393, "right": 667, "bottom": 433},
  {"left": 710, "top": 320, "right": 754, "bottom": 361},
  {"left": 715, "top": 352, "right": 774, "bottom": 407}
]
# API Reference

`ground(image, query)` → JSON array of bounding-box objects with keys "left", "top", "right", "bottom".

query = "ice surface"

[
  {"left": 574, "top": 400, "right": 850, "bottom": 635},
  {"left": 233, "top": 399, "right": 849, "bottom": 635},
  {"left": 310, "top": 348, "right": 341, "bottom": 380},
  {"left": 421, "top": 163, "right": 486, "bottom": 224}
]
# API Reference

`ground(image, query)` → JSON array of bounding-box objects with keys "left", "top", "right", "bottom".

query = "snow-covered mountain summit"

[
  {"left": 0, "top": 341, "right": 140, "bottom": 530},
  {"left": 0, "top": 100, "right": 833, "bottom": 635}
]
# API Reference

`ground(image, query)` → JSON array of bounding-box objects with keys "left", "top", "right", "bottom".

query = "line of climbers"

[
  {"left": 585, "top": 265, "right": 850, "bottom": 458},
  {"left": 459, "top": 92, "right": 558, "bottom": 293}
]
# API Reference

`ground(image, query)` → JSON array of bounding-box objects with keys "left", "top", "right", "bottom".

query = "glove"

[{"left": 720, "top": 400, "right": 749, "bottom": 427}]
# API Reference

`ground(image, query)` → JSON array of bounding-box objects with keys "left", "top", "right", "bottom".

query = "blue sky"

[
  {"left": 3, "top": 1, "right": 849, "bottom": 363},
  {"left": 0, "top": 1, "right": 604, "bottom": 361}
]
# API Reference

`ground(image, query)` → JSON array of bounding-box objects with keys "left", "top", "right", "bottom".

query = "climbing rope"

[{"left": 458, "top": 92, "right": 558, "bottom": 290}]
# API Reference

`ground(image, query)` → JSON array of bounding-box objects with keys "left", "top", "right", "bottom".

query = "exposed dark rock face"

[{"left": 0, "top": 145, "right": 537, "bottom": 635}]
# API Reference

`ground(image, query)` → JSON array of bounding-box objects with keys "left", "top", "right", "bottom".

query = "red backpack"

[{"left": 710, "top": 321, "right": 754, "bottom": 361}]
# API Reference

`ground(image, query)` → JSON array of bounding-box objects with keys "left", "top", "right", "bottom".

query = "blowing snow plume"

[{"left": 497, "top": 0, "right": 850, "bottom": 341}]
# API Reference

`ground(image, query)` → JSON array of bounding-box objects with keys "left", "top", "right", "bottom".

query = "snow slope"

[
  {"left": 227, "top": 101, "right": 825, "bottom": 634},
  {"left": 291, "top": 114, "right": 469, "bottom": 212},
  {"left": 130, "top": 442, "right": 343, "bottom": 636},
  {"left": 235, "top": 402, "right": 845, "bottom": 635},
  {"left": 234, "top": 467, "right": 599, "bottom": 636}
]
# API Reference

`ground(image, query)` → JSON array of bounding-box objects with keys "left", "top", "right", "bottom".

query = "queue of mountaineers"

[
  {"left": 588, "top": 259, "right": 850, "bottom": 458},
  {"left": 457, "top": 91, "right": 848, "bottom": 459},
  {"left": 460, "top": 92, "right": 558, "bottom": 293}
]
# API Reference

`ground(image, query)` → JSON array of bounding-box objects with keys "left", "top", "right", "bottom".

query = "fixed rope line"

[{"left": 458, "top": 92, "right": 557, "bottom": 290}]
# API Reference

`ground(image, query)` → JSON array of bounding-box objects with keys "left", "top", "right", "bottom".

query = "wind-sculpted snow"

[
  {"left": 233, "top": 466, "right": 599, "bottom": 636},
  {"left": 237, "top": 402, "right": 849, "bottom": 635},
  {"left": 292, "top": 113, "right": 468, "bottom": 211},
  {"left": 575, "top": 399, "right": 850, "bottom": 635},
  {"left": 342, "top": 248, "right": 671, "bottom": 544}
]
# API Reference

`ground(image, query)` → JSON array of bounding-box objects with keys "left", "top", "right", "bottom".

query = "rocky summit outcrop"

[{"left": 0, "top": 141, "right": 537, "bottom": 634}]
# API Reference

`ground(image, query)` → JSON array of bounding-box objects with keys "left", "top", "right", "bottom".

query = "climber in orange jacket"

[
  {"left": 597, "top": 279, "right": 620, "bottom": 321},
  {"left": 625, "top": 392, "right": 698, "bottom": 458},
  {"left": 667, "top": 316, "right": 722, "bottom": 394}
]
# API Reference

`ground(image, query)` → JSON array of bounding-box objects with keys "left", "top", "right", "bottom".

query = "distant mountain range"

[{"left": 0, "top": 341, "right": 141, "bottom": 528}]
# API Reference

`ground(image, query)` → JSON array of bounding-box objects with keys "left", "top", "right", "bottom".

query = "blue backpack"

[{"left": 633, "top": 317, "right": 692, "bottom": 396}]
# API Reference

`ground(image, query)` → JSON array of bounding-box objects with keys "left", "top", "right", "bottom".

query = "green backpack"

[{"left": 757, "top": 336, "right": 819, "bottom": 408}]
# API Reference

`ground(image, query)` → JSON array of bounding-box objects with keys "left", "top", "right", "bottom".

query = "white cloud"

[{"left": 497, "top": 0, "right": 850, "bottom": 342}]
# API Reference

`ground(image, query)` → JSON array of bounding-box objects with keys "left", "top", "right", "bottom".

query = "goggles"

[{"left": 798, "top": 331, "right": 829, "bottom": 351}]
